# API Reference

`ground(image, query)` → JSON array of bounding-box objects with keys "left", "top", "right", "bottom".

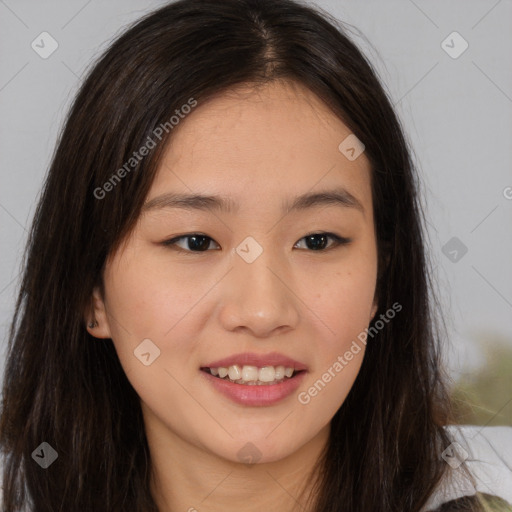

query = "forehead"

[{"left": 147, "top": 80, "right": 372, "bottom": 217}]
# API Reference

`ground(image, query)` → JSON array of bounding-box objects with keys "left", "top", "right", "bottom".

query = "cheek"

[
  {"left": 307, "top": 276, "right": 371, "bottom": 393},
  {"left": 298, "top": 244, "right": 377, "bottom": 409},
  {"left": 101, "top": 251, "right": 209, "bottom": 391},
  {"left": 103, "top": 246, "right": 203, "bottom": 340},
  {"left": 296, "top": 268, "right": 373, "bottom": 415},
  {"left": 102, "top": 259, "right": 198, "bottom": 420},
  {"left": 307, "top": 253, "right": 377, "bottom": 349},
  {"left": 325, "top": 276, "right": 375, "bottom": 346}
]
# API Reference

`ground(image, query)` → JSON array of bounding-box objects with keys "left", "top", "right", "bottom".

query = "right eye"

[{"left": 161, "top": 234, "right": 220, "bottom": 254}]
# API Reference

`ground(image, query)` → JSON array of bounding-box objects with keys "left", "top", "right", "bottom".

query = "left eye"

[
  {"left": 294, "top": 232, "right": 351, "bottom": 251},
  {"left": 161, "top": 232, "right": 351, "bottom": 253}
]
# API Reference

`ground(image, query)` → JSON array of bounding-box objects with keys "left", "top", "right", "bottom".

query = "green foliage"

[
  {"left": 450, "top": 334, "right": 512, "bottom": 427},
  {"left": 477, "top": 492, "right": 512, "bottom": 511}
]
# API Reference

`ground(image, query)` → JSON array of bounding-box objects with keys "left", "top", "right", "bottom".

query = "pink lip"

[
  {"left": 202, "top": 351, "right": 308, "bottom": 371},
  {"left": 200, "top": 369, "right": 307, "bottom": 407}
]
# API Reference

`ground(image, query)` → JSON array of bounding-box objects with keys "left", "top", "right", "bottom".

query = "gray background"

[{"left": 1, "top": 0, "right": 511, "bottom": 388}]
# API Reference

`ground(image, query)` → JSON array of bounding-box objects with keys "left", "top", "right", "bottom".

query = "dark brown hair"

[{"left": 0, "top": 0, "right": 489, "bottom": 510}]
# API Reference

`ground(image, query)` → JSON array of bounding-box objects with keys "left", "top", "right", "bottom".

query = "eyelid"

[
  {"left": 161, "top": 232, "right": 351, "bottom": 254},
  {"left": 161, "top": 233, "right": 220, "bottom": 254}
]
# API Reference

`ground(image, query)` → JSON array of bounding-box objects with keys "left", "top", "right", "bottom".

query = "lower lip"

[{"left": 200, "top": 369, "right": 307, "bottom": 407}]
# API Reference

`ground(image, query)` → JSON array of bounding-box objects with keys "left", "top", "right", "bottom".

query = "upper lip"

[{"left": 202, "top": 352, "right": 308, "bottom": 371}]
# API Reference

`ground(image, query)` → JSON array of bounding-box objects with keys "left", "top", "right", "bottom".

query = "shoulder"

[{"left": 422, "top": 425, "right": 512, "bottom": 511}]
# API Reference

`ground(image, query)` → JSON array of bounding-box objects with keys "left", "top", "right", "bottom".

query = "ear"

[
  {"left": 370, "top": 299, "right": 378, "bottom": 322},
  {"left": 84, "top": 285, "right": 112, "bottom": 339},
  {"left": 370, "top": 291, "right": 378, "bottom": 322},
  {"left": 370, "top": 249, "right": 390, "bottom": 322}
]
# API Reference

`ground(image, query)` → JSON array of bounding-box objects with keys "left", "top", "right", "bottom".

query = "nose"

[{"left": 217, "top": 245, "right": 301, "bottom": 338}]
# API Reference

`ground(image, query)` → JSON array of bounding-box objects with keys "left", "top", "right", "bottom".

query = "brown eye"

[
  {"left": 294, "top": 233, "right": 351, "bottom": 251},
  {"left": 162, "top": 232, "right": 351, "bottom": 254},
  {"left": 162, "top": 234, "right": 220, "bottom": 253}
]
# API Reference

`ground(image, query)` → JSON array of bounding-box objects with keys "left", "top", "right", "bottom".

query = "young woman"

[{"left": 0, "top": 0, "right": 510, "bottom": 510}]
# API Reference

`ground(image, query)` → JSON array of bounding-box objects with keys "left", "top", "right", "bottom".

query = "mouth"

[
  {"left": 200, "top": 365, "right": 306, "bottom": 386},
  {"left": 199, "top": 364, "right": 308, "bottom": 407},
  {"left": 199, "top": 352, "right": 308, "bottom": 405}
]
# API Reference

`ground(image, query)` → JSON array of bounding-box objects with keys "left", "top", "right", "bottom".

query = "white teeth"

[
  {"left": 228, "top": 365, "right": 242, "bottom": 381},
  {"left": 274, "top": 365, "right": 285, "bottom": 380},
  {"left": 206, "top": 364, "right": 299, "bottom": 384},
  {"left": 258, "top": 366, "right": 275, "bottom": 382},
  {"left": 242, "top": 365, "right": 259, "bottom": 381}
]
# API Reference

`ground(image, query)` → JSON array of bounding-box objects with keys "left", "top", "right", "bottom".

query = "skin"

[{"left": 87, "top": 79, "right": 378, "bottom": 512}]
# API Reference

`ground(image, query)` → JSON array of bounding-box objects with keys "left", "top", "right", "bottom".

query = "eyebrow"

[{"left": 142, "top": 187, "right": 364, "bottom": 215}]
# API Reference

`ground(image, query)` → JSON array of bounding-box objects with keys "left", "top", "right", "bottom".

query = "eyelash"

[{"left": 161, "top": 232, "right": 351, "bottom": 255}]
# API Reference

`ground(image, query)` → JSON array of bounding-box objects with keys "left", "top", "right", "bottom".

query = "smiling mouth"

[{"left": 200, "top": 365, "right": 305, "bottom": 386}]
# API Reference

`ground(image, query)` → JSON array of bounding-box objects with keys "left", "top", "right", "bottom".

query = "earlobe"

[
  {"left": 84, "top": 286, "right": 112, "bottom": 339},
  {"left": 370, "top": 295, "right": 378, "bottom": 322}
]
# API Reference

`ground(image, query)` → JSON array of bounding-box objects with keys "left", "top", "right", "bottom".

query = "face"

[{"left": 88, "top": 80, "right": 378, "bottom": 465}]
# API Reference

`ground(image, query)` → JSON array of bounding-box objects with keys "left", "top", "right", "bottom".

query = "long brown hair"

[{"left": 0, "top": 0, "right": 487, "bottom": 510}]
